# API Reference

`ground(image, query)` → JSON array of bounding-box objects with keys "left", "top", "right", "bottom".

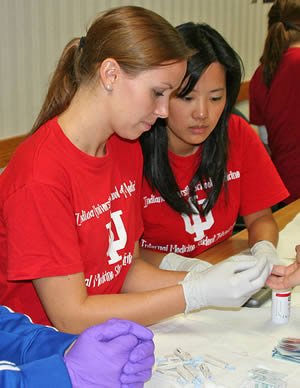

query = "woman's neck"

[{"left": 58, "top": 87, "right": 112, "bottom": 157}]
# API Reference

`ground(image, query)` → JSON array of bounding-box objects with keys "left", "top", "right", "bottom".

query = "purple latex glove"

[
  {"left": 121, "top": 340, "right": 155, "bottom": 387},
  {"left": 63, "top": 318, "right": 154, "bottom": 388}
]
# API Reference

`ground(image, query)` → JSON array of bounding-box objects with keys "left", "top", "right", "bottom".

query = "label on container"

[{"left": 271, "top": 289, "right": 291, "bottom": 324}]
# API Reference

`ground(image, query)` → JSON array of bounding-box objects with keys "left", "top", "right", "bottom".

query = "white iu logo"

[
  {"left": 106, "top": 210, "right": 127, "bottom": 265},
  {"left": 181, "top": 198, "right": 214, "bottom": 241}
]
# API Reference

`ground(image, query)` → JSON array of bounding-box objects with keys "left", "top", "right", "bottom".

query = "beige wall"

[{"left": 0, "top": 0, "right": 272, "bottom": 139}]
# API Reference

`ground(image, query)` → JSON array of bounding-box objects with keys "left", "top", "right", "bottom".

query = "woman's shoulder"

[
  {"left": 228, "top": 113, "right": 251, "bottom": 132},
  {"left": 249, "top": 65, "right": 268, "bottom": 98},
  {"left": 228, "top": 114, "right": 261, "bottom": 145},
  {"left": 250, "top": 65, "right": 263, "bottom": 85},
  {"left": 280, "top": 47, "right": 300, "bottom": 77},
  {"left": 285, "top": 47, "right": 300, "bottom": 61},
  {"left": 8, "top": 117, "right": 58, "bottom": 163},
  {"left": 0, "top": 119, "right": 71, "bottom": 198}
]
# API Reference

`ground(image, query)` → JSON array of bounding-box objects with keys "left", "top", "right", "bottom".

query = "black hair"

[{"left": 140, "top": 22, "right": 243, "bottom": 216}]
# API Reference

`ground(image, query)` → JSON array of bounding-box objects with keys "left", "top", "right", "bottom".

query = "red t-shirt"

[
  {"left": 0, "top": 117, "right": 143, "bottom": 325},
  {"left": 249, "top": 47, "right": 300, "bottom": 203},
  {"left": 140, "top": 115, "right": 289, "bottom": 257}
]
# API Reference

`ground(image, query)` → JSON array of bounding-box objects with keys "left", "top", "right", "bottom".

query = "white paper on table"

[
  {"left": 277, "top": 212, "right": 300, "bottom": 261},
  {"left": 146, "top": 307, "right": 300, "bottom": 388},
  {"left": 146, "top": 210, "right": 300, "bottom": 388}
]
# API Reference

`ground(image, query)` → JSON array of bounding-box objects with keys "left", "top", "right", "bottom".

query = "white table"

[{"left": 146, "top": 208, "right": 300, "bottom": 388}]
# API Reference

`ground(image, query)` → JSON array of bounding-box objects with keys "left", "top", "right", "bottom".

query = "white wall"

[{"left": 0, "top": 0, "right": 272, "bottom": 139}]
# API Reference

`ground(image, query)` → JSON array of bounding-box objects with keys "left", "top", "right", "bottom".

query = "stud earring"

[{"left": 105, "top": 84, "right": 112, "bottom": 91}]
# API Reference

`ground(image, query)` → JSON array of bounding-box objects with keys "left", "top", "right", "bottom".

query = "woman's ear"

[{"left": 99, "top": 58, "right": 120, "bottom": 92}]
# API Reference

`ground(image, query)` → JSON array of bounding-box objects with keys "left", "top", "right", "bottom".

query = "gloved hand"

[
  {"left": 159, "top": 253, "right": 212, "bottom": 272},
  {"left": 250, "top": 240, "right": 280, "bottom": 265},
  {"left": 121, "top": 340, "right": 155, "bottom": 387},
  {"left": 64, "top": 318, "right": 154, "bottom": 388},
  {"left": 179, "top": 255, "right": 272, "bottom": 313}
]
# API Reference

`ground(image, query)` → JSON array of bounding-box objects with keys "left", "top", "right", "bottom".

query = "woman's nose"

[
  {"left": 154, "top": 100, "right": 169, "bottom": 119},
  {"left": 194, "top": 101, "right": 208, "bottom": 119}
]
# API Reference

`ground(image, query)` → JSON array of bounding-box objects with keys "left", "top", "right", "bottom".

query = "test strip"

[
  {"left": 199, "top": 362, "right": 213, "bottom": 379},
  {"left": 183, "top": 363, "right": 204, "bottom": 383},
  {"left": 176, "top": 364, "right": 195, "bottom": 383},
  {"left": 174, "top": 347, "right": 192, "bottom": 361}
]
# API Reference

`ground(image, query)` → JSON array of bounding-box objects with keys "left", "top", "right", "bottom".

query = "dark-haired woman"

[
  {"left": 140, "top": 23, "right": 289, "bottom": 272},
  {"left": 250, "top": 0, "right": 300, "bottom": 205}
]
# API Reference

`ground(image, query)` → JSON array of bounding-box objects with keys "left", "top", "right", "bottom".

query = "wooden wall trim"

[
  {"left": 0, "top": 134, "right": 26, "bottom": 168},
  {"left": 0, "top": 81, "right": 250, "bottom": 168},
  {"left": 236, "top": 80, "right": 250, "bottom": 103}
]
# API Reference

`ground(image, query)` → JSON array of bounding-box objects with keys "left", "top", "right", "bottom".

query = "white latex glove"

[
  {"left": 179, "top": 255, "right": 272, "bottom": 313},
  {"left": 159, "top": 253, "right": 212, "bottom": 272},
  {"left": 250, "top": 240, "right": 280, "bottom": 265}
]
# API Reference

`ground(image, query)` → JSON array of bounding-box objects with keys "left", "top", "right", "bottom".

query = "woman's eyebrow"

[
  {"left": 210, "top": 87, "right": 225, "bottom": 92},
  {"left": 161, "top": 82, "right": 179, "bottom": 89}
]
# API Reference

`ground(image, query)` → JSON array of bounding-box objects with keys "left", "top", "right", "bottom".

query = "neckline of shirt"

[{"left": 50, "top": 116, "right": 112, "bottom": 170}]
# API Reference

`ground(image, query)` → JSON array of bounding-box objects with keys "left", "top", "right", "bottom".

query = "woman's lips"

[
  {"left": 189, "top": 125, "right": 208, "bottom": 134},
  {"left": 142, "top": 121, "right": 155, "bottom": 131}
]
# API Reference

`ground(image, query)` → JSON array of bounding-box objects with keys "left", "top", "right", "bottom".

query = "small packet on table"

[
  {"left": 272, "top": 337, "right": 300, "bottom": 364},
  {"left": 241, "top": 367, "right": 288, "bottom": 388}
]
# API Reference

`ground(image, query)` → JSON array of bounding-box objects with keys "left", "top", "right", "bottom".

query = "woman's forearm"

[
  {"left": 244, "top": 209, "right": 279, "bottom": 247},
  {"left": 138, "top": 247, "right": 166, "bottom": 267},
  {"left": 33, "top": 266, "right": 186, "bottom": 334}
]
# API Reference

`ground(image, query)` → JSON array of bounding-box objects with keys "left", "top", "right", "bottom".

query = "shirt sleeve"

[
  {"left": 0, "top": 355, "right": 72, "bottom": 388},
  {"left": 0, "top": 305, "right": 77, "bottom": 365},
  {"left": 3, "top": 182, "right": 84, "bottom": 280},
  {"left": 249, "top": 67, "right": 267, "bottom": 126},
  {"left": 230, "top": 117, "right": 289, "bottom": 215}
]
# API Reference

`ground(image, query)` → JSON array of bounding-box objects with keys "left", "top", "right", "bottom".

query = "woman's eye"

[
  {"left": 179, "top": 95, "right": 192, "bottom": 101},
  {"left": 153, "top": 90, "right": 164, "bottom": 97},
  {"left": 211, "top": 96, "right": 223, "bottom": 101}
]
